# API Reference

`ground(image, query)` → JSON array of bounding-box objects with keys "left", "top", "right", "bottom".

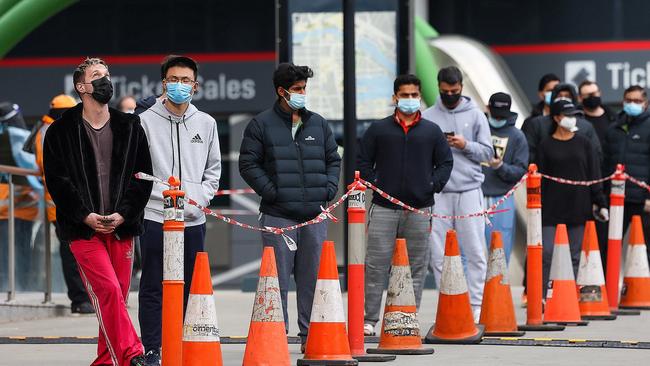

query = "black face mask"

[
  {"left": 582, "top": 95, "right": 601, "bottom": 110},
  {"left": 89, "top": 76, "right": 114, "bottom": 104},
  {"left": 440, "top": 92, "right": 461, "bottom": 108}
]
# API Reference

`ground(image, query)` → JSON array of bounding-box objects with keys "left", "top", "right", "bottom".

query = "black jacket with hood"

[
  {"left": 603, "top": 110, "right": 650, "bottom": 204},
  {"left": 43, "top": 104, "right": 153, "bottom": 241},
  {"left": 239, "top": 102, "right": 341, "bottom": 221}
]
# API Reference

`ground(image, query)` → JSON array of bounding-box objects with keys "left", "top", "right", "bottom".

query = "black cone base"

[{"left": 424, "top": 324, "right": 485, "bottom": 344}]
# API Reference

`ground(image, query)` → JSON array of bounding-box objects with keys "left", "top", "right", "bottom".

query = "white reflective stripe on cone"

[
  {"left": 252, "top": 276, "right": 284, "bottom": 322},
  {"left": 310, "top": 279, "right": 345, "bottom": 323},
  {"left": 550, "top": 244, "right": 575, "bottom": 281},
  {"left": 183, "top": 294, "right": 220, "bottom": 342},
  {"left": 527, "top": 209, "right": 542, "bottom": 246},
  {"left": 440, "top": 255, "right": 469, "bottom": 295},
  {"left": 624, "top": 245, "right": 650, "bottom": 278},
  {"left": 577, "top": 251, "right": 605, "bottom": 286},
  {"left": 386, "top": 265, "right": 416, "bottom": 306},
  {"left": 163, "top": 230, "right": 184, "bottom": 281},
  {"left": 486, "top": 247, "right": 508, "bottom": 284},
  {"left": 608, "top": 206, "right": 624, "bottom": 240}
]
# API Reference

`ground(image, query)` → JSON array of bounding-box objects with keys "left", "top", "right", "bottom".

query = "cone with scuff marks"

[
  {"left": 479, "top": 231, "right": 526, "bottom": 336},
  {"left": 297, "top": 241, "right": 358, "bottom": 365},
  {"left": 620, "top": 216, "right": 650, "bottom": 310},
  {"left": 243, "top": 246, "right": 290, "bottom": 366},
  {"left": 367, "top": 238, "right": 434, "bottom": 355},
  {"left": 182, "top": 252, "right": 223, "bottom": 365},
  {"left": 425, "top": 230, "right": 484, "bottom": 344},
  {"left": 544, "top": 225, "right": 589, "bottom": 326},
  {"left": 576, "top": 221, "right": 617, "bottom": 320}
]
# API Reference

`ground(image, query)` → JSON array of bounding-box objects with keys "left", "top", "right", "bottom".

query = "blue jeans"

[
  {"left": 484, "top": 195, "right": 516, "bottom": 264},
  {"left": 0, "top": 219, "right": 34, "bottom": 291}
]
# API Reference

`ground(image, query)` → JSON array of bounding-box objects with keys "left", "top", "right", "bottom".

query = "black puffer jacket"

[
  {"left": 603, "top": 110, "right": 650, "bottom": 204},
  {"left": 239, "top": 102, "right": 341, "bottom": 221},
  {"left": 43, "top": 104, "right": 153, "bottom": 241}
]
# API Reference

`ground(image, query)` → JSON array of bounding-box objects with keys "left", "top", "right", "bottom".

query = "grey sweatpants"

[
  {"left": 259, "top": 213, "right": 327, "bottom": 341},
  {"left": 542, "top": 224, "right": 583, "bottom": 298},
  {"left": 429, "top": 188, "right": 487, "bottom": 309},
  {"left": 364, "top": 204, "right": 432, "bottom": 327}
]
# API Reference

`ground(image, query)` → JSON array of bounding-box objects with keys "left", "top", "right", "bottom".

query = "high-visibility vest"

[{"left": 34, "top": 117, "right": 55, "bottom": 222}]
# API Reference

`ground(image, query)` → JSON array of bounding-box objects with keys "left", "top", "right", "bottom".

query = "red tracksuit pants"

[{"left": 71, "top": 233, "right": 143, "bottom": 366}]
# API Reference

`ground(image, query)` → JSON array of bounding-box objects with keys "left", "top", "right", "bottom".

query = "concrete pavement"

[{"left": 1, "top": 287, "right": 649, "bottom": 365}]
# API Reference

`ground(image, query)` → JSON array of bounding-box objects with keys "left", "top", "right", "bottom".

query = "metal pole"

[
  {"left": 7, "top": 174, "right": 15, "bottom": 301},
  {"left": 342, "top": 0, "right": 356, "bottom": 291},
  {"left": 43, "top": 194, "right": 52, "bottom": 303}
]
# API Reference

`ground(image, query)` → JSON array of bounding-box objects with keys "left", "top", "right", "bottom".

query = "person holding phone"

[
  {"left": 481, "top": 93, "right": 528, "bottom": 264},
  {"left": 422, "top": 66, "right": 494, "bottom": 322}
]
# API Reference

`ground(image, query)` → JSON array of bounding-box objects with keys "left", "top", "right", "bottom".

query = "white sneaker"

[
  {"left": 363, "top": 323, "right": 375, "bottom": 336},
  {"left": 472, "top": 307, "right": 481, "bottom": 324}
]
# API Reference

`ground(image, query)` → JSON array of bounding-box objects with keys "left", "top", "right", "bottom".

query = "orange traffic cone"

[
  {"left": 576, "top": 221, "right": 617, "bottom": 320},
  {"left": 182, "top": 252, "right": 223, "bottom": 365},
  {"left": 297, "top": 241, "right": 358, "bottom": 365},
  {"left": 620, "top": 216, "right": 650, "bottom": 310},
  {"left": 425, "top": 230, "right": 484, "bottom": 344},
  {"left": 544, "top": 224, "right": 589, "bottom": 326},
  {"left": 479, "top": 231, "right": 526, "bottom": 336},
  {"left": 243, "top": 247, "right": 290, "bottom": 366},
  {"left": 367, "top": 238, "right": 434, "bottom": 355}
]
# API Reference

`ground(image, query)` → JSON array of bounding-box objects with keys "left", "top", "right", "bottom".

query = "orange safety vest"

[{"left": 35, "top": 116, "right": 56, "bottom": 222}]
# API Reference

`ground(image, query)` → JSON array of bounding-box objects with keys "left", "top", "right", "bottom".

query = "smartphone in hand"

[{"left": 444, "top": 131, "right": 455, "bottom": 137}]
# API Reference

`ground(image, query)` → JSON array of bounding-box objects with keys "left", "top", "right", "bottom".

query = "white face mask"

[{"left": 559, "top": 116, "right": 578, "bottom": 132}]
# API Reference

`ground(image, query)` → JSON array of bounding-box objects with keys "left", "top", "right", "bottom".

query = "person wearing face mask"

[
  {"left": 137, "top": 55, "right": 221, "bottom": 365},
  {"left": 537, "top": 99, "right": 607, "bottom": 299},
  {"left": 357, "top": 74, "right": 453, "bottom": 336},
  {"left": 481, "top": 93, "right": 528, "bottom": 264},
  {"left": 522, "top": 73, "right": 560, "bottom": 127},
  {"left": 603, "top": 85, "right": 650, "bottom": 268},
  {"left": 522, "top": 83, "right": 602, "bottom": 165},
  {"left": 422, "top": 66, "right": 494, "bottom": 322},
  {"left": 239, "top": 62, "right": 340, "bottom": 352},
  {"left": 578, "top": 80, "right": 617, "bottom": 145},
  {"left": 43, "top": 58, "right": 153, "bottom": 366}
]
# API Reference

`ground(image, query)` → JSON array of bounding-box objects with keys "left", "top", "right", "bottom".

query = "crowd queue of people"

[{"left": 0, "top": 55, "right": 648, "bottom": 366}]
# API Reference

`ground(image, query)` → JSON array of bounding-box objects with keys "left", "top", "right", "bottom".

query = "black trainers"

[
  {"left": 144, "top": 349, "right": 160, "bottom": 366},
  {"left": 71, "top": 302, "right": 95, "bottom": 314},
  {"left": 130, "top": 355, "right": 146, "bottom": 366}
]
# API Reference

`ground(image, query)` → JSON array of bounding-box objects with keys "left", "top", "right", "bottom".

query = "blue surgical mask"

[
  {"left": 488, "top": 116, "right": 507, "bottom": 128},
  {"left": 284, "top": 90, "right": 306, "bottom": 110},
  {"left": 397, "top": 98, "right": 420, "bottom": 115},
  {"left": 544, "top": 91, "right": 552, "bottom": 105},
  {"left": 623, "top": 102, "right": 644, "bottom": 117},
  {"left": 166, "top": 82, "right": 193, "bottom": 104}
]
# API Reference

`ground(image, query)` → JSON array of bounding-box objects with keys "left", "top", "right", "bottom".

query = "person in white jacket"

[
  {"left": 422, "top": 66, "right": 493, "bottom": 323},
  {"left": 137, "top": 55, "right": 221, "bottom": 365}
]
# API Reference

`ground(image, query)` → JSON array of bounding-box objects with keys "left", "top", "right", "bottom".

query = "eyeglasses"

[{"left": 165, "top": 77, "right": 196, "bottom": 85}]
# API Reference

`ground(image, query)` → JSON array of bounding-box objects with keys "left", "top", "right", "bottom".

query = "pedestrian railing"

[{"left": 0, "top": 164, "right": 53, "bottom": 303}]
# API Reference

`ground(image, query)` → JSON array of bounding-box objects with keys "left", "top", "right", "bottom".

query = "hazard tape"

[
  {"left": 627, "top": 174, "right": 650, "bottom": 192},
  {"left": 357, "top": 175, "right": 526, "bottom": 222},
  {"left": 136, "top": 172, "right": 353, "bottom": 236},
  {"left": 215, "top": 188, "right": 256, "bottom": 196},
  {"left": 539, "top": 173, "right": 615, "bottom": 186}
]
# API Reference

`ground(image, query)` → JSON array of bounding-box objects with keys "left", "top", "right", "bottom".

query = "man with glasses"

[{"left": 138, "top": 55, "right": 221, "bottom": 365}]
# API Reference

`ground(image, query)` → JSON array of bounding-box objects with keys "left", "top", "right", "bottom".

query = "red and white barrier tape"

[
  {"left": 626, "top": 174, "right": 650, "bottom": 192},
  {"left": 539, "top": 173, "right": 614, "bottom": 186},
  {"left": 215, "top": 188, "right": 256, "bottom": 196}
]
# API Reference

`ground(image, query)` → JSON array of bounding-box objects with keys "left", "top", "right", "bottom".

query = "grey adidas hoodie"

[
  {"left": 422, "top": 96, "right": 493, "bottom": 192},
  {"left": 139, "top": 99, "right": 221, "bottom": 226}
]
